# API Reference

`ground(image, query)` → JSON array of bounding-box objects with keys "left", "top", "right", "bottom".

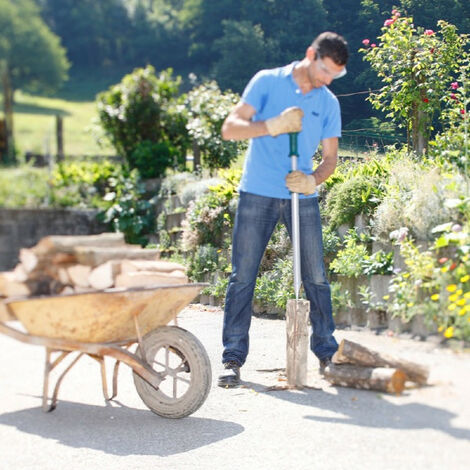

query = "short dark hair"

[{"left": 312, "top": 32, "right": 349, "bottom": 66}]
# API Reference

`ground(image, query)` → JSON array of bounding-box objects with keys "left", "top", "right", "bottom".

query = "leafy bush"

[
  {"left": 98, "top": 169, "right": 156, "bottom": 245},
  {"left": 330, "top": 235, "right": 370, "bottom": 278},
  {"left": 185, "top": 80, "right": 244, "bottom": 170},
  {"left": 187, "top": 244, "right": 220, "bottom": 282},
  {"left": 97, "top": 66, "right": 188, "bottom": 178},
  {"left": 362, "top": 249, "right": 394, "bottom": 276},
  {"left": 0, "top": 165, "right": 49, "bottom": 207},
  {"left": 50, "top": 160, "right": 123, "bottom": 208},
  {"left": 182, "top": 168, "right": 241, "bottom": 250},
  {"left": 254, "top": 258, "right": 295, "bottom": 312}
]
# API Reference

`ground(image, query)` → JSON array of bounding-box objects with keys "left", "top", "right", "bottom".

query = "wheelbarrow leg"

[{"left": 43, "top": 348, "right": 83, "bottom": 412}]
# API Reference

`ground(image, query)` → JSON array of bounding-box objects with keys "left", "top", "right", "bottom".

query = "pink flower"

[
  {"left": 371, "top": 43, "right": 377, "bottom": 48},
  {"left": 450, "top": 93, "right": 457, "bottom": 100},
  {"left": 394, "top": 12, "right": 401, "bottom": 17},
  {"left": 451, "top": 82, "right": 459, "bottom": 90},
  {"left": 362, "top": 39, "right": 370, "bottom": 46},
  {"left": 461, "top": 109, "right": 466, "bottom": 115},
  {"left": 392, "top": 9, "right": 398, "bottom": 14},
  {"left": 424, "top": 29, "right": 434, "bottom": 36},
  {"left": 384, "top": 18, "right": 395, "bottom": 26}
]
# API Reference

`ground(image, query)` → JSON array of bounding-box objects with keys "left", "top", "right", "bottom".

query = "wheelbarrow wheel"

[{"left": 133, "top": 326, "right": 211, "bottom": 419}]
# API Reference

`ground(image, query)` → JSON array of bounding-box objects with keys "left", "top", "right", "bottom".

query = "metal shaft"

[{"left": 289, "top": 133, "right": 301, "bottom": 300}]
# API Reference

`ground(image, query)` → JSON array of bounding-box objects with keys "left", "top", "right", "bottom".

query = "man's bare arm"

[
  {"left": 221, "top": 102, "right": 269, "bottom": 141},
  {"left": 313, "top": 137, "right": 339, "bottom": 184}
]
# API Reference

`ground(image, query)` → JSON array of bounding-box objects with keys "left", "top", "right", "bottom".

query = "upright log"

[
  {"left": 323, "top": 364, "right": 406, "bottom": 394},
  {"left": 333, "top": 339, "right": 429, "bottom": 385},
  {"left": 286, "top": 299, "right": 310, "bottom": 388}
]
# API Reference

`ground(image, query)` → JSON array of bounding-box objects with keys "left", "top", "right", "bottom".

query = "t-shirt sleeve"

[
  {"left": 321, "top": 96, "right": 342, "bottom": 140},
  {"left": 241, "top": 70, "right": 270, "bottom": 115}
]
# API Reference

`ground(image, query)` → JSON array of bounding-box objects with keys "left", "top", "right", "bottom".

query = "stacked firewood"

[
  {"left": 324, "top": 339, "right": 429, "bottom": 394},
  {"left": 0, "top": 233, "right": 188, "bottom": 299}
]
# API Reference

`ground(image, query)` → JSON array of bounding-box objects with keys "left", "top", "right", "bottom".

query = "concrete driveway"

[{"left": 0, "top": 304, "right": 469, "bottom": 470}]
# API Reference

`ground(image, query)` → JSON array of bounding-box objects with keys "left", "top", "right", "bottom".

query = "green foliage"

[
  {"left": 185, "top": 80, "right": 242, "bottom": 170},
  {"left": 330, "top": 234, "right": 370, "bottom": 278},
  {"left": 182, "top": 168, "right": 241, "bottom": 250},
  {"left": 254, "top": 258, "right": 295, "bottom": 312},
  {"left": 325, "top": 173, "right": 382, "bottom": 229},
  {"left": 429, "top": 59, "right": 469, "bottom": 174},
  {"left": 50, "top": 160, "right": 123, "bottom": 208},
  {"left": 330, "top": 281, "right": 354, "bottom": 313},
  {"left": 0, "top": 165, "right": 49, "bottom": 207},
  {"left": 97, "top": 66, "right": 188, "bottom": 177},
  {"left": 98, "top": 169, "right": 156, "bottom": 245},
  {"left": 187, "top": 244, "right": 220, "bottom": 282},
  {"left": 360, "top": 14, "right": 469, "bottom": 153},
  {"left": 0, "top": 0, "right": 69, "bottom": 93},
  {"left": 362, "top": 249, "right": 394, "bottom": 276}
]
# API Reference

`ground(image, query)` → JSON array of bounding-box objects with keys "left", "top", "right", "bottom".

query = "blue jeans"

[{"left": 222, "top": 191, "right": 338, "bottom": 366}]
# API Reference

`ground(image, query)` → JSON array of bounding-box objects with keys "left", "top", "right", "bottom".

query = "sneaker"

[
  {"left": 319, "top": 357, "right": 332, "bottom": 374},
  {"left": 217, "top": 360, "right": 241, "bottom": 388}
]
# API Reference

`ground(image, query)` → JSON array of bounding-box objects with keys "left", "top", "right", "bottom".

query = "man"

[{"left": 219, "top": 32, "right": 349, "bottom": 387}]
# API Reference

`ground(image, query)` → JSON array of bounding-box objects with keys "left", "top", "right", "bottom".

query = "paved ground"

[{"left": 0, "top": 304, "right": 469, "bottom": 470}]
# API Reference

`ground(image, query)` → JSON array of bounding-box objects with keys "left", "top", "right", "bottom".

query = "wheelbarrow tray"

[{"left": 4, "top": 283, "right": 205, "bottom": 343}]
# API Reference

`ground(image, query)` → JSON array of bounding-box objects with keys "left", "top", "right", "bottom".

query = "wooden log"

[
  {"left": 33, "top": 233, "right": 126, "bottom": 256},
  {"left": 19, "top": 248, "right": 40, "bottom": 273},
  {"left": 114, "top": 271, "right": 188, "bottom": 288},
  {"left": 0, "top": 301, "right": 15, "bottom": 322},
  {"left": 67, "top": 265, "right": 92, "bottom": 288},
  {"left": 0, "top": 272, "right": 31, "bottom": 297},
  {"left": 286, "top": 299, "right": 310, "bottom": 388},
  {"left": 333, "top": 339, "right": 429, "bottom": 385},
  {"left": 323, "top": 364, "right": 406, "bottom": 394},
  {"left": 120, "top": 259, "right": 186, "bottom": 274},
  {"left": 88, "top": 261, "right": 121, "bottom": 290},
  {"left": 74, "top": 246, "right": 160, "bottom": 267}
]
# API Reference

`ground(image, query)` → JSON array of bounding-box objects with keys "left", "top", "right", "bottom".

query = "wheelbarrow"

[{"left": 0, "top": 283, "right": 211, "bottom": 419}]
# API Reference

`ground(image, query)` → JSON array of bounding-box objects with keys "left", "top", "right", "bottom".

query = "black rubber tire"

[{"left": 133, "top": 326, "right": 211, "bottom": 419}]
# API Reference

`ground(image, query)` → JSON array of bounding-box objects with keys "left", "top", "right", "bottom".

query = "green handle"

[{"left": 289, "top": 132, "right": 298, "bottom": 157}]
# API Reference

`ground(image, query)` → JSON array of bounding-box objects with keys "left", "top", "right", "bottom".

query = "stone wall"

[{"left": 0, "top": 209, "right": 108, "bottom": 270}]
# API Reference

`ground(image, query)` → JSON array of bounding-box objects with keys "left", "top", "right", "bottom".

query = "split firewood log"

[
  {"left": 114, "top": 270, "right": 188, "bottom": 288},
  {"left": 67, "top": 265, "right": 92, "bottom": 288},
  {"left": 0, "top": 300, "right": 15, "bottom": 322},
  {"left": 74, "top": 246, "right": 160, "bottom": 267},
  {"left": 32, "top": 233, "right": 125, "bottom": 256},
  {"left": 0, "top": 272, "right": 31, "bottom": 297},
  {"left": 323, "top": 364, "right": 407, "bottom": 394},
  {"left": 120, "top": 259, "right": 186, "bottom": 274},
  {"left": 88, "top": 261, "right": 121, "bottom": 290},
  {"left": 333, "top": 339, "right": 429, "bottom": 385}
]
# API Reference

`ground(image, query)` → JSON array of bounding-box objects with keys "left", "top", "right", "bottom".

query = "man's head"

[
  {"left": 305, "top": 32, "right": 349, "bottom": 87},
  {"left": 312, "top": 32, "right": 349, "bottom": 67}
]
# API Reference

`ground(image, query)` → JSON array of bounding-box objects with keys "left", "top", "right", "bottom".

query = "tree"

[
  {"left": 361, "top": 13, "right": 469, "bottom": 155},
  {"left": 0, "top": 0, "right": 69, "bottom": 163},
  {"left": 212, "top": 20, "right": 276, "bottom": 93}
]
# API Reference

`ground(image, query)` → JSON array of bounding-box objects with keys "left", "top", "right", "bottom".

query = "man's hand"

[
  {"left": 285, "top": 171, "right": 317, "bottom": 195},
  {"left": 265, "top": 107, "right": 303, "bottom": 137}
]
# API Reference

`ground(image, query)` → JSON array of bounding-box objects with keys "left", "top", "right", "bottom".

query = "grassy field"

[{"left": 11, "top": 91, "right": 115, "bottom": 158}]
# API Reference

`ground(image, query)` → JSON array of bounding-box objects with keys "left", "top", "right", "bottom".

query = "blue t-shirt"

[{"left": 239, "top": 62, "right": 342, "bottom": 199}]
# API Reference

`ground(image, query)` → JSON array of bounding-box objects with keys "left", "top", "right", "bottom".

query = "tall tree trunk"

[{"left": 1, "top": 68, "right": 16, "bottom": 164}]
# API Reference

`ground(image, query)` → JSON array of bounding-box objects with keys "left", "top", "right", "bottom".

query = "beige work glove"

[
  {"left": 285, "top": 171, "right": 317, "bottom": 195},
  {"left": 265, "top": 107, "right": 303, "bottom": 137}
]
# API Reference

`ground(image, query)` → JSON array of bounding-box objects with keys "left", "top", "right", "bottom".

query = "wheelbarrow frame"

[{"left": 0, "top": 283, "right": 208, "bottom": 414}]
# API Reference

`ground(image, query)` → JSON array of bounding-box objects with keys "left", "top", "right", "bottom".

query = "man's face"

[{"left": 308, "top": 51, "right": 347, "bottom": 88}]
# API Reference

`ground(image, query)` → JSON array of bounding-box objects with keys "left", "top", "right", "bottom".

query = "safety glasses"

[{"left": 316, "top": 56, "right": 347, "bottom": 79}]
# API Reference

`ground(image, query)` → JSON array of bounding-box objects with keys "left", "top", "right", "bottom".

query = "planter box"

[
  {"left": 165, "top": 211, "right": 186, "bottom": 230},
  {"left": 387, "top": 312, "right": 411, "bottom": 333},
  {"left": 367, "top": 309, "right": 388, "bottom": 329},
  {"left": 411, "top": 314, "right": 437, "bottom": 338},
  {"left": 369, "top": 274, "right": 392, "bottom": 305}
]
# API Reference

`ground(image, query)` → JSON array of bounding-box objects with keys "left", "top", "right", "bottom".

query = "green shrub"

[
  {"left": 325, "top": 173, "right": 382, "bottom": 229},
  {"left": 50, "top": 160, "right": 123, "bottom": 208},
  {"left": 185, "top": 81, "right": 244, "bottom": 170},
  {"left": 187, "top": 244, "right": 220, "bottom": 282},
  {"left": 0, "top": 165, "right": 49, "bottom": 207},
  {"left": 97, "top": 66, "right": 188, "bottom": 178},
  {"left": 98, "top": 169, "right": 156, "bottom": 245}
]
